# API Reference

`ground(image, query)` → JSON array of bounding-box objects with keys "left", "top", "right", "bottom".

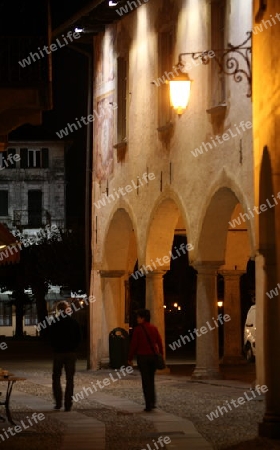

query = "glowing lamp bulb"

[{"left": 169, "top": 72, "right": 192, "bottom": 115}]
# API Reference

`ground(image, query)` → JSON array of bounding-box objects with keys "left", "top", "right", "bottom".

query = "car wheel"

[{"left": 245, "top": 344, "right": 255, "bottom": 363}]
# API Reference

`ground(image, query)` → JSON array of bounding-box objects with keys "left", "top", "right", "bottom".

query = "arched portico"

[
  {"left": 144, "top": 194, "right": 191, "bottom": 357},
  {"left": 90, "top": 207, "right": 137, "bottom": 369},
  {"left": 192, "top": 186, "right": 253, "bottom": 378}
]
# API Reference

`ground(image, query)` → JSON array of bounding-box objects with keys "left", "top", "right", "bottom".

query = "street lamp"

[{"left": 169, "top": 72, "right": 192, "bottom": 116}]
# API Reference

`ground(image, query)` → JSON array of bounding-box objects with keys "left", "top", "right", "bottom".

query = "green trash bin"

[{"left": 109, "top": 327, "right": 129, "bottom": 369}]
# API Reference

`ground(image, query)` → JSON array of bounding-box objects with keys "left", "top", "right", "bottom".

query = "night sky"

[
  {"left": 5, "top": 0, "right": 93, "bottom": 227},
  {"left": 48, "top": 0, "right": 92, "bottom": 227},
  {"left": 50, "top": 0, "right": 91, "bottom": 29}
]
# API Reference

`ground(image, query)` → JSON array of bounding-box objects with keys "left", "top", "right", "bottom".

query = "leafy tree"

[{"left": 0, "top": 225, "right": 85, "bottom": 337}]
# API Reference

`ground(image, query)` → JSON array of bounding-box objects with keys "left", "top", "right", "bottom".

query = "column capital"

[
  {"left": 99, "top": 270, "right": 125, "bottom": 278},
  {"left": 192, "top": 261, "right": 224, "bottom": 274}
]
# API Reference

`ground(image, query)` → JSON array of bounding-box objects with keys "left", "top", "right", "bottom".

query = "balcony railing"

[{"left": 13, "top": 210, "right": 64, "bottom": 229}]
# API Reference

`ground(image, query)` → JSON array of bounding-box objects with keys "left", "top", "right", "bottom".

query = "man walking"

[
  {"left": 49, "top": 301, "right": 81, "bottom": 411},
  {"left": 128, "top": 309, "right": 163, "bottom": 411}
]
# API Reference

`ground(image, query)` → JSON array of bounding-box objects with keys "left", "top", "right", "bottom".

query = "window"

[
  {"left": 158, "top": 29, "right": 174, "bottom": 128},
  {"left": 28, "top": 190, "right": 42, "bottom": 227},
  {"left": 211, "top": 0, "right": 226, "bottom": 105},
  {"left": 0, "top": 149, "right": 16, "bottom": 169},
  {"left": 0, "top": 302, "right": 12, "bottom": 326},
  {"left": 20, "top": 148, "right": 49, "bottom": 168},
  {"left": 28, "top": 149, "right": 41, "bottom": 168},
  {"left": 0, "top": 190, "right": 8, "bottom": 216},
  {"left": 24, "top": 303, "right": 38, "bottom": 326}
]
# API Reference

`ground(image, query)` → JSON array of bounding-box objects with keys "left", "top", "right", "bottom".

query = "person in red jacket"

[{"left": 128, "top": 309, "right": 163, "bottom": 412}]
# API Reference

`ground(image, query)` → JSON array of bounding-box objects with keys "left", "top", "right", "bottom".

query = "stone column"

[
  {"left": 219, "top": 270, "right": 245, "bottom": 364},
  {"left": 88, "top": 268, "right": 101, "bottom": 370},
  {"left": 259, "top": 256, "right": 280, "bottom": 438},
  {"left": 145, "top": 271, "right": 166, "bottom": 357},
  {"left": 99, "top": 270, "right": 125, "bottom": 367},
  {"left": 191, "top": 263, "right": 222, "bottom": 379},
  {"left": 255, "top": 253, "right": 265, "bottom": 386}
]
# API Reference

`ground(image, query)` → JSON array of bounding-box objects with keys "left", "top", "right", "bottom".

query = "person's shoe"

[
  {"left": 54, "top": 405, "right": 61, "bottom": 410},
  {"left": 144, "top": 407, "right": 152, "bottom": 412},
  {"left": 64, "top": 407, "right": 71, "bottom": 412}
]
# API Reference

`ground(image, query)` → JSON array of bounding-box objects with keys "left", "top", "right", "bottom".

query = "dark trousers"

[
  {"left": 52, "top": 352, "right": 76, "bottom": 409},
  {"left": 137, "top": 354, "right": 157, "bottom": 409}
]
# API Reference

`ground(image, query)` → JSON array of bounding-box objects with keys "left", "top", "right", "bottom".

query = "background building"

[{"left": 0, "top": 131, "right": 66, "bottom": 234}]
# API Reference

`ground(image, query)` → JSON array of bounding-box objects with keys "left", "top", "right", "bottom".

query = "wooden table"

[{"left": 0, "top": 375, "right": 26, "bottom": 425}]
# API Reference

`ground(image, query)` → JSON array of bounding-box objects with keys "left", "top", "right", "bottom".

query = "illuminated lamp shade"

[{"left": 169, "top": 72, "right": 192, "bottom": 115}]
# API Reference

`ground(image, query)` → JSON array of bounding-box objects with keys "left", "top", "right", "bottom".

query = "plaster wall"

[
  {"left": 90, "top": 0, "right": 254, "bottom": 366},
  {"left": 93, "top": 0, "right": 254, "bottom": 263}
]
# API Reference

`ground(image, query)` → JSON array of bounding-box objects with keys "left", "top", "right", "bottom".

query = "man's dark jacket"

[{"left": 49, "top": 314, "right": 81, "bottom": 353}]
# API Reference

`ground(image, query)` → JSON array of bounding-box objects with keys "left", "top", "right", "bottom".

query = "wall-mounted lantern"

[{"left": 169, "top": 72, "right": 192, "bottom": 116}]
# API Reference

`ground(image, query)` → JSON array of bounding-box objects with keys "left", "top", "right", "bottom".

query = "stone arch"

[
  {"left": 192, "top": 175, "right": 255, "bottom": 377},
  {"left": 102, "top": 205, "right": 138, "bottom": 273},
  {"left": 97, "top": 206, "right": 138, "bottom": 365},
  {"left": 141, "top": 190, "right": 192, "bottom": 357},
  {"left": 144, "top": 189, "right": 191, "bottom": 269},
  {"left": 196, "top": 173, "right": 255, "bottom": 263}
]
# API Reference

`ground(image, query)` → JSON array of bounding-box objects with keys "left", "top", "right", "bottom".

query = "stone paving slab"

[
  {"left": 10, "top": 391, "right": 106, "bottom": 450},
  {"left": 87, "top": 391, "right": 213, "bottom": 450},
  {"left": 10, "top": 382, "right": 214, "bottom": 450}
]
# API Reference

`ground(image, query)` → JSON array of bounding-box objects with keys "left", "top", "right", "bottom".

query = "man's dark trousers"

[
  {"left": 52, "top": 352, "right": 76, "bottom": 410},
  {"left": 137, "top": 354, "right": 157, "bottom": 409}
]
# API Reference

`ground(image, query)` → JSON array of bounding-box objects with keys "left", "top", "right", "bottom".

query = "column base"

[
  {"left": 259, "top": 415, "right": 280, "bottom": 439},
  {"left": 99, "top": 357, "right": 110, "bottom": 369},
  {"left": 191, "top": 366, "right": 222, "bottom": 380},
  {"left": 222, "top": 355, "right": 247, "bottom": 365}
]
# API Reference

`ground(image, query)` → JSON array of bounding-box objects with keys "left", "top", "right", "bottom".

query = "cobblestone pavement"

[{"left": 3, "top": 362, "right": 279, "bottom": 450}]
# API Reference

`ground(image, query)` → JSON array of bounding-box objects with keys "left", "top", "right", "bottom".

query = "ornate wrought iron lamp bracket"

[{"left": 177, "top": 32, "right": 252, "bottom": 98}]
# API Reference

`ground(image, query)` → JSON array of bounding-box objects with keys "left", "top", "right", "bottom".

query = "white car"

[{"left": 244, "top": 304, "right": 256, "bottom": 362}]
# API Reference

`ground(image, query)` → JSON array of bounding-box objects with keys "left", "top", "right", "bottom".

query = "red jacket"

[{"left": 128, "top": 322, "right": 163, "bottom": 360}]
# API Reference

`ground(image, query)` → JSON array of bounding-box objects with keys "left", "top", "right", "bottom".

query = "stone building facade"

[
  {"left": 0, "top": 139, "right": 66, "bottom": 233},
  {"left": 253, "top": 0, "right": 280, "bottom": 438},
  {"left": 89, "top": 0, "right": 254, "bottom": 375}
]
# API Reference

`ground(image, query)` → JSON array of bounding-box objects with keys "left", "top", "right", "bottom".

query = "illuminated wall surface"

[
  {"left": 92, "top": 0, "right": 253, "bottom": 266},
  {"left": 90, "top": 0, "right": 255, "bottom": 369}
]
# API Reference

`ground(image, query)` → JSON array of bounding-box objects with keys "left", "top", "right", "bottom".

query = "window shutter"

[
  {"left": 42, "top": 148, "right": 49, "bottom": 168},
  {"left": 117, "top": 57, "right": 127, "bottom": 142},
  {"left": 20, "top": 148, "right": 28, "bottom": 168},
  {"left": 158, "top": 30, "right": 173, "bottom": 127},
  {"left": 6, "top": 148, "right": 16, "bottom": 169},
  {"left": 211, "top": 0, "right": 226, "bottom": 105}
]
